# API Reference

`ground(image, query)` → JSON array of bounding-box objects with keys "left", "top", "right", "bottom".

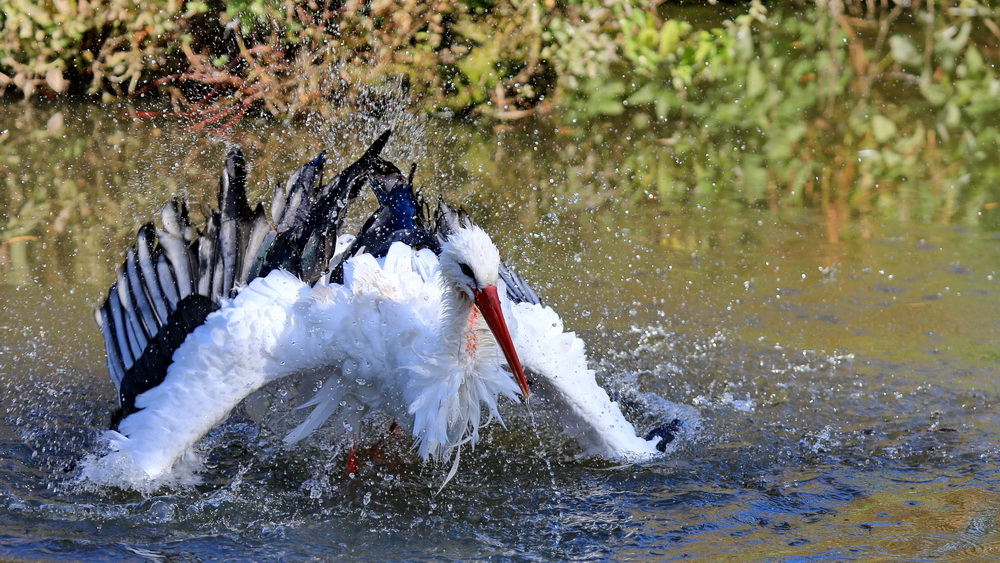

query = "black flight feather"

[{"left": 95, "top": 128, "right": 542, "bottom": 431}]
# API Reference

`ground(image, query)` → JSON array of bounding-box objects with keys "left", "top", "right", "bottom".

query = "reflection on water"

[{"left": 0, "top": 104, "right": 998, "bottom": 560}]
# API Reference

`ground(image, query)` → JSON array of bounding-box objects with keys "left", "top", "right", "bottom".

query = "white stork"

[{"left": 82, "top": 130, "right": 673, "bottom": 488}]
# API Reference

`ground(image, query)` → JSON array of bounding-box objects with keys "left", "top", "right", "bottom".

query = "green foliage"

[
  {"left": 547, "top": 0, "right": 1000, "bottom": 225},
  {"left": 1, "top": 0, "right": 998, "bottom": 226},
  {"left": 0, "top": 0, "right": 190, "bottom": 97}
]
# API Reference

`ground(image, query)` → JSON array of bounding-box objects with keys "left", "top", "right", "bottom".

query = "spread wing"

[{"left": 95, "top": 131, "right": 392, "bottom": 424}]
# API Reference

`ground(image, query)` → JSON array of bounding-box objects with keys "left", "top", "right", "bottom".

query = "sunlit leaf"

[
  {"left": 654, "top": 92, "right": 677, "bottom": 119},
  {"left": 872, "top": 115, "right": 897, "bottom": 143},
  {"left": 746, "top": 60, "right": 766, "bottom": 98},
  {"left": 919, "top": 76, "right": 948, "bottom": 107},
  {"left": 963, "top": 45, "right": 983, "bottom": 77},
  {"left": 657, "top": 20, "right": 684, "bottom": 56},
  {"left": 943, "top": 102, "right": 961, "bottom": 128},
  {"left": 628, "top": 83, "right": 659, "bottom": 105},
  {"left": 889, "top": 35, "right": 921, "bottom": 67}
]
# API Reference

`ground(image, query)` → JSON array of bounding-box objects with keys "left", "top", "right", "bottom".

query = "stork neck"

[
  {"left": 405, "top": 281, "right": 510, "bottom": 461},
  {"left": 442, "top": 289, "right": 490, "bottom": 369}
]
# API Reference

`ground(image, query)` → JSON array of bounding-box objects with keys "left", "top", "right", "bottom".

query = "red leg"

[{"left": 345, "top": 437, "right": 358, "bottom": 478}]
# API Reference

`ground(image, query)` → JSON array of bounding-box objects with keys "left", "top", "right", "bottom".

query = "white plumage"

[{"left": 83, "top": 135, "right": 667, "bottom": 488}]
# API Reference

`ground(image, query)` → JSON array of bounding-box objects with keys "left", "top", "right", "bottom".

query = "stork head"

[{"left": 439, "top": 226, "right": 530, "bottom": 398}]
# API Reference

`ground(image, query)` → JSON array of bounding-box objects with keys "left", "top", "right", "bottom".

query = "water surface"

[{"left": 1, "top": 103, "right": 998, "bottom": 560}]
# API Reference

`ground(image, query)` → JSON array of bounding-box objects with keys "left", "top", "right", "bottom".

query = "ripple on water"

[{"left": 2, "top": 109, "right": 999, "bottom": 559}]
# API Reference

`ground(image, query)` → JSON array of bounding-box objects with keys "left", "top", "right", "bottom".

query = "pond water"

[{"left": 1, "top": 103, "right": 998, "bottom": 560}]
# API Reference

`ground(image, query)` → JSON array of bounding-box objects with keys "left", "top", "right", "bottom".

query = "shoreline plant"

[{"left": 1, "top": 1, "right": 997, "bottom": 228}]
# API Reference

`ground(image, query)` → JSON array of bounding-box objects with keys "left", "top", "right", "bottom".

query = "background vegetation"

[{"left": 1, "top": 0, "right": 999, "bottom": 234}]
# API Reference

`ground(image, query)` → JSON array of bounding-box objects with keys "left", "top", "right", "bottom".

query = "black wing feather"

[
  {"left": 94, "top": 305, "right": 126, "bottom": 390},
  {"left": 156, "top": 254, "right": 180, "bottom": 309},
  {"left": 238, "top": 204, "right": 270, "bottom": 286},
  {"left": 125, "top": 247, "right": 159, "bottom": 336},
  {"left": 97, "top": 133, "right": 394, "bottom": 426},
  {"left": 106, "top": 288, "right": 133, "bottom": 369},
  {"left": 217, "top": 149, "right": 252, "bottom": 296},
  {"left": 332, "top": 151, "right": 543, "bottom": 306},
  {"left": 156, "top": 200, "right": 195, "bottom": 299}
]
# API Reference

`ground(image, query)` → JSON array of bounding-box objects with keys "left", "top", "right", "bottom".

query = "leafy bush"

[
  {"left": 1, "top": 0, "right": 997, "bottom": 225},
  {"left": 547, "top": 0, "right": 1000, "bottom": 224},
  {"left": 0, "top": 0, "right": 195, "bottom": 97}
]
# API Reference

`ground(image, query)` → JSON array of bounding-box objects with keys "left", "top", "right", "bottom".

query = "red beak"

[{"left": 472, "top": 284, "right": 530, "bottom": 398}]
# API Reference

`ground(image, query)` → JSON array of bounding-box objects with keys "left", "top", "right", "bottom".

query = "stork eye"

[{"left": 458, "top": 262, "right": 476, "bottom": 282}]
